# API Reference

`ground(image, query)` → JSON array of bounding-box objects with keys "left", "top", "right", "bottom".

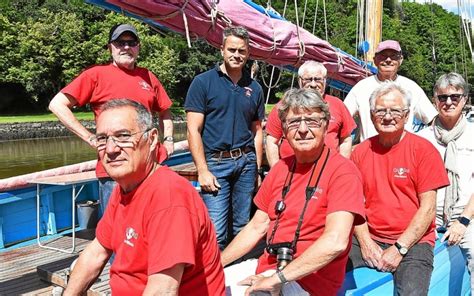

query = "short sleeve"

[
  {"left": 326, "top": 168, "right": 365, "bottom": 225},
  {"left": 343, "top": 86, "right": 359, "bottom": 117},
  {"left": 335, "top": 99, "right": 357, "bottom": 138},
  {"left": 150, "top": 72, "right": 172, "bottom": 112},
  {"left": 95, "top": 187, "right": 120, "bottom": 250},
  {"left": 184, "top": 77, "right": 207, "bottom": 114},
  {"left": 415, "top": 146, "right": 449, "bottom": 193},
  {"left": 266, "top": 102, "right": 283, "bottom": 139},
  {"left": 61, "top": 70, "right": 96, "bottom": 107},
  {"left": 411, "top": 84, "right": 437, "bottom": 124}
]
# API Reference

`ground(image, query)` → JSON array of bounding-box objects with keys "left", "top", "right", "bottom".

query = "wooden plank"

[
  {"left": 170, "top": 162, "right": 198, "bottom": 181},
  {"left": 0, "top": 234, "right": 93, "bottom": 295}
]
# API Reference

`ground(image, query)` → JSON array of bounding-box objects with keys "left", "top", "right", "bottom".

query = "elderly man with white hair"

[
  {"left": 347, "top": 81, "right": 449, "bottom": 295},
  {"left": 223, "top": 88, "right": 365, "bottom": 296}
]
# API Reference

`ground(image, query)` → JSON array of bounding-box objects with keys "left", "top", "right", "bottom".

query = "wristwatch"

[
  {"left": 394, "top": 242, "right": 408, "bottom": 256},
  {"left": 457, "top": 216, "right": 471, "bottom": 226},
  {"left": 163, "top": 136, "right": 174, "bottom": 142}
]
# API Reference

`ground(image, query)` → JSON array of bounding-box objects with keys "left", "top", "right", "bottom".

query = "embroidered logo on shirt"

[
  {"left": 139, "top": 81, "right": 151, "bottom": 91},
  {"left": 124, "top": 227, "right": 138, "bottom": 247},
  {"left": 244, "top": 87, "right": 253, "bottom": 97},
  {"left": 393, "top": 167, "right": 410, "bottom": 178},
  {"left": 310, "top": 187, "right": 323, "bottom": 200}
]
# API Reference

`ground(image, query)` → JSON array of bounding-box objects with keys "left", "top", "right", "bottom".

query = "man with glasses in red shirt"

[
  {"left": 64, "top": 99, "right": 224, "bottom": 296},
  {"left": 344, "top": 40, "right": 437, "bottom": 142},
  {"left": 49, "top": 24, "right": 173, "bottom": 216},
  {"left": 222, "top": 88, "right": 365, "bottom": 296},
  {"left": 347, "top": 81, "right": 449, "bottom": 295}
]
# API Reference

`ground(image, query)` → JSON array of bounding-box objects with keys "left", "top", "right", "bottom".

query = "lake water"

[{"left": 0, "top": 123, "right": 187, "bottom": 179}]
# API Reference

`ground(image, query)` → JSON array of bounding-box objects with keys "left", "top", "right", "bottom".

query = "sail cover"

[{"left": 86, "top": 0, "right": 374, "bottom": 88}]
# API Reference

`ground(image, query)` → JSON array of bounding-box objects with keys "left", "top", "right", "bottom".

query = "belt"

[{"left": 213, "top": 146, "right": 253, "bottom": 159}]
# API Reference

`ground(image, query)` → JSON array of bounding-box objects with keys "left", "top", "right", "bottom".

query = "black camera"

[{"left": 266, "top": 242, "right": 294, "bottom": 269}]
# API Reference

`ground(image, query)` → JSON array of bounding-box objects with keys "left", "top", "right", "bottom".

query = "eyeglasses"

[
  {"left": 372, "top": 108, "right": 408, "bottom": 119},
  {"left": 285, "top": 116, "right": 326, "bottom": 130},
  {"left": 300, "top": 77, "right": 325, "bottom": 84},
  {"left": 93, "top": 128, "right": 150, "bottom": 151},
  {"left": 113, "top": 40, "right": 139, "bottom": 48},
  {"left": 377, "top": 53, "right": 402, "bottom": 61},
  {"left": 436, "top": 94, "right": 464, "bottom": 103}
]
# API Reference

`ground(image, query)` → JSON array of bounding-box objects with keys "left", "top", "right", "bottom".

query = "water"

[
  {"left": 0, "top": 123, "right": 187, "bottom": 179},
  {"left": 0, "top": 137, "right": 97, "bottom": 179}
]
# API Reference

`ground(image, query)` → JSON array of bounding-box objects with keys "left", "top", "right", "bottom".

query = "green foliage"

[{"left": 0, "top": 0, "right": 472, "bottom": 112}]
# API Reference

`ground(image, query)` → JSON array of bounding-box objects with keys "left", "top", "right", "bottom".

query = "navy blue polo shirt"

[{"left": 185, "top": 66, "right": 265, "bottom": 156}]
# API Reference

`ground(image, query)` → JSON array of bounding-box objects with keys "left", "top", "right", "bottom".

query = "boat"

[{"left": 0, "top": 1, "right": 470, "bottom": 295}]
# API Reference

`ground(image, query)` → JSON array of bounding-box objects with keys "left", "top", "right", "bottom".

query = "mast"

[{"left": 366, "top": 0, "right": 383, "bottom": 63}]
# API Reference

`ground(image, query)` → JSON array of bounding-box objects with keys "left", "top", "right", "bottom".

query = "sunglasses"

[
  {"left": 377, "top": 53, "right": 402, "bottom": 61},
  {"left": 436, "top": 94, "right": 464, "bottom": 103},
  {"left": 113, "top": 40, "right": 139, "bottom": 48}
]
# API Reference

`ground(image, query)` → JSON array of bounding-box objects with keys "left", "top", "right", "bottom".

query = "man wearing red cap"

[
  {"left": 344, "top": 40, "right": 437, "bottom": 141},
  {"left": 49, "top": 24, "right": 174, "bottom": 216}
]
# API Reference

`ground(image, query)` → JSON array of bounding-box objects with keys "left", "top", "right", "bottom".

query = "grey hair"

[
  {"left": 99, "top": 99, "right": 153, "bottom": 132},
  {"left": 369, "top": 81, "right": 412, "bottom": 110},
  {"left": 434, "top": 72, "right": 469, "bottom": 96},
  {"left": 298, "top": 60, "right": 327, "bottom": 78},
  {"left": 223, "top": 26, "right": 250, "bottom": 46},
  {"left": 278, "top": 88, "right": 330, "bottom": 122}
]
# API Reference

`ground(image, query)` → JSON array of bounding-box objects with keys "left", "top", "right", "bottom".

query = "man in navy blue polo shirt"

[{"left": 185, "top": 26, "right": 265, "bottom": 249}]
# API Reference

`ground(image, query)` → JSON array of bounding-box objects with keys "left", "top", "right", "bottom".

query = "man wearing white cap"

[
  {"left": 49, "top": 24, "right": 174, "bottom": 216},
  {"left": 344, "top": 40, "right": 437, "bottom": 141}
]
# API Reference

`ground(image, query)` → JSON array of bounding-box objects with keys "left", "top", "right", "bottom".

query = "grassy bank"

[
  {"left": 0, "top": 105, "right": 274, "bottom": 124},
  {"left": 0, "top": 112, "right": 93, "bottom": 124}
]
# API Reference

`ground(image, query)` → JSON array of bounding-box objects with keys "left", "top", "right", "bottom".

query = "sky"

[{"left": 414, "top": 0, "right": 474, "bottom": 20}]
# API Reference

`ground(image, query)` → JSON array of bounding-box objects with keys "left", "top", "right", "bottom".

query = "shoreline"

[{"left": 0, "top": 116, "right": 186, "bottom": 141}]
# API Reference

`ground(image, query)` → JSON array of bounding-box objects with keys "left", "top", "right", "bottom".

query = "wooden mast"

[{"left": 366, "top": 0, "right": 383, "bottom": 63}]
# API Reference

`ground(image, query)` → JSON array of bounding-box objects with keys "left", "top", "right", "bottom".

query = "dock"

[{"left": 0, "top": 229, "right": 110, "bottom": 295}]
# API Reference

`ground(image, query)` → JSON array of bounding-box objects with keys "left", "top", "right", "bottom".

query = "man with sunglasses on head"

[
  {"left": 344, "top": 40, "right": 437, "bottom": 142},
  {"left": 266, "top": 61, "right": 356, "bottom": 167},
  {"left": 222, "top": 88, "right": 365, "bottom": 296},
  {"left": 418, "top": 73, "right": 474, "bottom": 292},
  {"left": 49, "top": 24, "right": 173, "bottom": 216},
  {"left": 347, "top": 81, "right": 449, "bottom": 295},
  {"left": 64, "top": 99, "right": 224, "bottom": 296}
]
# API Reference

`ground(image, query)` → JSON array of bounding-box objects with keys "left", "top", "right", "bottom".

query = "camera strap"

[{"left": 267, "top": 145, "right": 330, "bottom": 251}]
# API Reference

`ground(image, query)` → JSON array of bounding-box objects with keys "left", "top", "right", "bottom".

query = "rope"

[
  {"left": 323, "top": 0, "right": 328, "bottom": 41},
  {"left": 312, "top": 0, "right": 319, "bottom": 35}
]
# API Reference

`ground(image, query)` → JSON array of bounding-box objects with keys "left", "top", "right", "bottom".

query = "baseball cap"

[
  {"left": 375, "top": 40, "right": 402, "bottom": 54},
  {"left": 108, "top": 24, "right": 139, "bottom": 44}
]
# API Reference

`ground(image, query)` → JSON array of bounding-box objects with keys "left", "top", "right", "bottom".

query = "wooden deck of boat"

[{"left": 0, "top": 229, "right": 110, "bottom": 295}]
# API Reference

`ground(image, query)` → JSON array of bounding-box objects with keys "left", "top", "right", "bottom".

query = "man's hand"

[
  {"left": 377, "top": 245, "right": 403, "bottom": 273},
  {"left": 198, "top": 169, "right": 220, "bottom": 193},
  {"left": 359, "top": 238, "right": 383, "bottom": 269},
  {"left": 238, "top": 274, "right": 281, "bottom": 296},
  {"left": 441, "top": 220, "right": 468, "bottom": 245},
  {"left": 163, "top": 140, "right": 174, "bottom": 156}
]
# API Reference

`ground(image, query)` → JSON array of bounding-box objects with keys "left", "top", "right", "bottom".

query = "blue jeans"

[
  {"left": 347, "top": 236, "right": 434, "bottom": 296},
  {"left": 98, "top": 178, "right": 115, "bottom": 218},
  {"left": 201, "top": 151, "right": 257, "bottom": 250}
]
